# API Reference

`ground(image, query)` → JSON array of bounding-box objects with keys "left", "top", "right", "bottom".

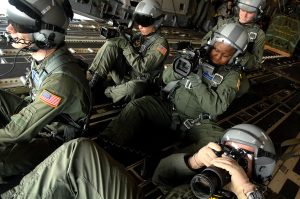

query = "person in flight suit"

[
  {"left": 201, "top": 0, "right": 267, "bottom": 97},
  {"left": 152, "top": 124, "right": 278, "bottom": 199},
  {"left": 1, "top": 138, "right": 143, "bottom": 199},
  {"left": 87, "top": 0, "right": 169, "bottom": 104},
  {"left": 100, "top": 22, "right": 249, "bottom": 153},
  {"left": 0, "top": 0, "right": 91, "bottom": 183}
]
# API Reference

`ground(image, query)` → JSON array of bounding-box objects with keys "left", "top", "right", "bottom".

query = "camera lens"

[{"left": 190, "top": 166, "right": 231, "bottom": 198}]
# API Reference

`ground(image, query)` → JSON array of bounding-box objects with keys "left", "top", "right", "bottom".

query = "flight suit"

[
  {"left": 88, "top": 31, "right": 169, "bottom": 103},
  {"left": 1, "top": 138, "right": 143, "bottom": 199},
  {"left": 102, "top": 60, "right": 240, "bottom": 152},
  {"left": 0, "top": 46, "right": 91, "bottom": 181}
]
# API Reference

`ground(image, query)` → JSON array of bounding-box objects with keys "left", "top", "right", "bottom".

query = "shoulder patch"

[
  {"left": 39, "top": 90, "right": 62, "bottom": 108},
  {"left": 156, "top": 44, "right": 167, "bottom": 55}
]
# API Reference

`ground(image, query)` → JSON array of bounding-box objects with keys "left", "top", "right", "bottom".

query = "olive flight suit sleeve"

[
  {"left": 152, "top": 153, "right": 197, "bottom": 192},
  {"left": 122, "top": 36, "right": 169, "bottom": 74},
  {"left": 240, "top": 29, "right": 265, "bottom": 69},
  {"left": 0, "top": 73, "right": 80, "bottom": 145},
  {"left": 190, "top": 71, "right": 240, "bottom": 115}
]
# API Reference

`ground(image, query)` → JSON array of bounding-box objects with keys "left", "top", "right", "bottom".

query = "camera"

[
  {"left": 190, "top": 144, "right": 250, "bottom": 199},
  {"left": 172, "top": 46, "right": 209, "bottom": 78},
  {"left": 100, "top": 27, "right": 120, "bottom": 39},
  {"left": 100, "top": 19, "right": 133, "bottom": 39}
]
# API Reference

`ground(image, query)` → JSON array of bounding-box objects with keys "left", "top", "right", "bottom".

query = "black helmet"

[
  {"left": 209, "top": 23, "right": 249, "bottom": 64},
  {"left": 6, "top": 0, "right": 73, "bottom": 49},
  {"left": 133, "top": 0, "right": 163, "bottom": 29},
  {"left": 221, "top": 124, "right": 276, "bottom": 183}
]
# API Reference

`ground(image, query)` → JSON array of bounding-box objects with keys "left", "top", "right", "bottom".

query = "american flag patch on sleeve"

[
  {"left": 156, "top": 44, "right": 167, "bottom": 55},
  {"left": 39, "top": 90, "right": 62, "bottom": 108}
]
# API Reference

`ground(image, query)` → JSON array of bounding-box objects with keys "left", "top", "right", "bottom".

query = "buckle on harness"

[
  {"left": 182, "top": 113, "right": 211, "bottom": 130},
  {"left": 183, "top": 118, "right": 194, "bottom": 129},
  {"left": 248, "top": 32, "right": 257, "bottom": 42},
  {"left": 212, "top": 73, "right": 223, "bottom": 86},
  {"left": 185, "top": 79, "right": 192, "bottom": 89}
]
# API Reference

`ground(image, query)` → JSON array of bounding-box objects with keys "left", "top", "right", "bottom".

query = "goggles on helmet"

[{"left": 133, "top": 13, "right": 156, "bottom": 27}]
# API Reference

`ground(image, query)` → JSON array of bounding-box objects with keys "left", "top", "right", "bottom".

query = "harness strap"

[
  {"left": 180, "top": 113, "right": 212, "bottom": 132},
  {"left": 139, "top": 32, "right": 160, "bottom": 56}
]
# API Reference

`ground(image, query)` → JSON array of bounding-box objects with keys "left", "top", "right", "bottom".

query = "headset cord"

[{"left": 0, "top": 47, "right": 23, "bottom": 77}]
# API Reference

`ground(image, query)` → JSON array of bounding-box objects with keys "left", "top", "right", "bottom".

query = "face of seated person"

[
  {"left": 138, "top": 24, "right": 156, "bottom": 36},
  {"left": 209, "top": 42, "right": 236, "bottom": 65},
  {"left": 6, "top": 24, "right": 31, "bottom": 49},
  {"left": 239, "top": 9, "right": 257, "bottom": 24}
]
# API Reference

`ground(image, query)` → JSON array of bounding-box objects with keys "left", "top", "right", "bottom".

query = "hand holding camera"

[
  {"left": 189, "top": 142, "right": 222, "bottom": 170},
  {"left": 190, "top": 143, "right": 255, "bottom": 198}
]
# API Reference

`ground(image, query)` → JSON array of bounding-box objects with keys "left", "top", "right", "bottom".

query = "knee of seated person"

[
  {"left": 130, "top": 96, "right": 152, "bottom": 107},
  {"left": 66, "top": 138, "right": 95, "bottom": 150},
  {"left": 127, "top": 83, "right": 145, "bottom": 97}
]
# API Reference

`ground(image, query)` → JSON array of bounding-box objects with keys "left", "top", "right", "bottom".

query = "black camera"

[
  {"left": 100, "top": 27, "right": 120, "bottom": 39},
  {"left": 172, "top": 47, "right": 209, "bottom": 78},
  {"left": 100, "top": 19, "right": 133, "bottom": 39},
  {"left": 190, "top": 144, "right": 250, "bottom": 199}
]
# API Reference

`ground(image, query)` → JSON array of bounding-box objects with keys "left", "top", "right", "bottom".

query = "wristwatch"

[{"left": 247, "top": 190, "right": 264, "bottom": 199}]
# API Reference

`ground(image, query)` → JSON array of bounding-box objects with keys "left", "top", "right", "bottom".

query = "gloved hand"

[{"left": 189, "top": 142, "right": 222, "bottom": 169}]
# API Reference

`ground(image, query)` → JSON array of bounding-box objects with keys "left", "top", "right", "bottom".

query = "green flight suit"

[
  {"left": 201, "top": 17, "right": 265, "bottom": 97},
  {"left": 1, "top": 138, "right": 143, "bottom": 199},
  {"left": 0, "top": 46, "right": 91, "bottom": 182},
  {"left": 89, "top": 31, "right": 169, "bottom": 103},
  {"left": 102, "top": 62, "right": 240, "bottom": 152}
]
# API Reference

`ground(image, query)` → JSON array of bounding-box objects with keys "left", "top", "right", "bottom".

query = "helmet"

[
  {"left": 6, "top": 0, "right": 73, "bottom": 50},
  {"left": 221, "top": 124, "right": 276, "bottom": 184},
  {"left": 209, "top": 23, "right": 248, "bottom": 64},
  {"left": 133, "top": 0, "right": 163, "bottom": 29},
  {"left": 237, "top": 0, "right": 266, "bottom": 18}
]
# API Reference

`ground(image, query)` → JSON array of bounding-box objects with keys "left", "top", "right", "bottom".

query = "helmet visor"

[
  {"left": 6, "top": 3, "right": 40, "bottom": 33},
  {"left": 133, "top": 13, "right": 155, "bottom": 27}
]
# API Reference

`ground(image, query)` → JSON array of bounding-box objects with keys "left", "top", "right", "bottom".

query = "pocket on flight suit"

[{"left": 10, "top": 106, "right": 36, "bottom": 134}]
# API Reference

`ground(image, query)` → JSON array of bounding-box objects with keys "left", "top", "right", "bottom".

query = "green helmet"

[
  {"left": 221, "top": 124, "right": 276, "bottom": 183},
  {"left": 6, "top": 0, "right": 73, "bottom": 50}
]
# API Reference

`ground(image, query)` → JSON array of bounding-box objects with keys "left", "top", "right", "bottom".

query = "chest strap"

[{"left": 139, "top": 32, "right": 160, "bottom": 56}]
